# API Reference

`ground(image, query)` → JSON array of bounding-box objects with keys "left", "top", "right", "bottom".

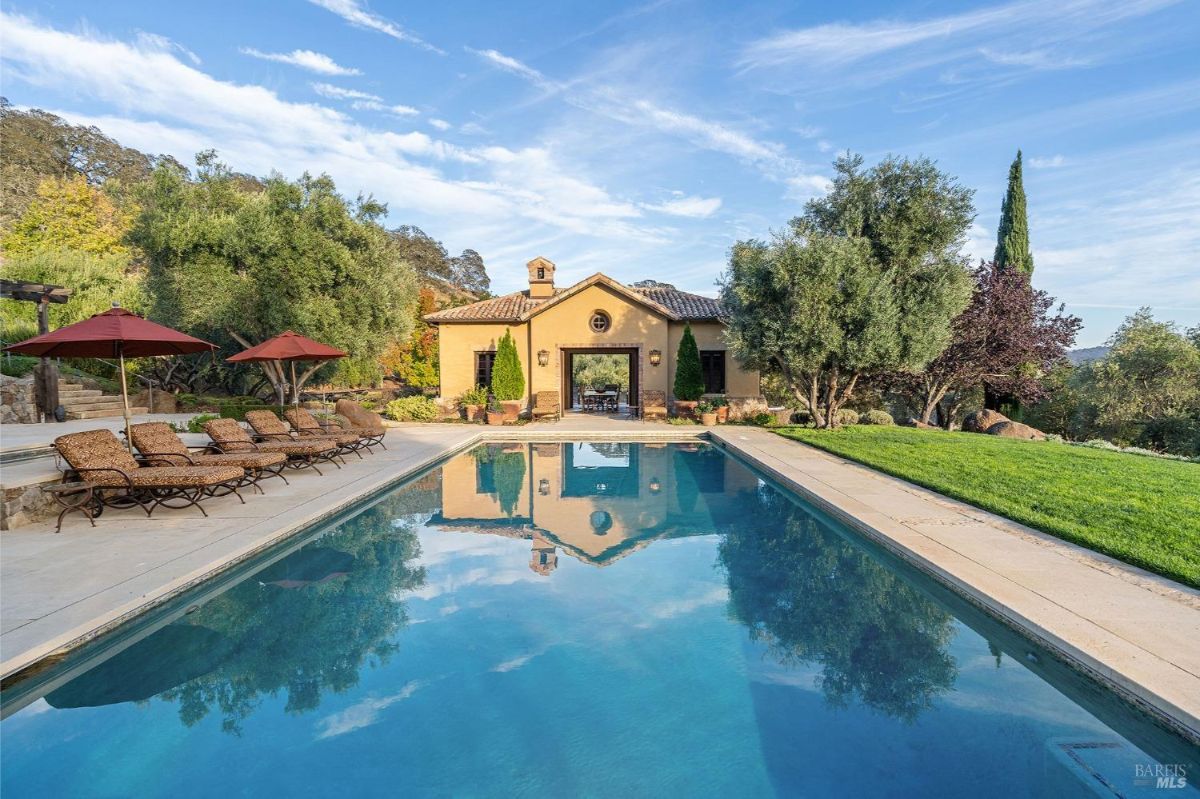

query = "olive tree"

[{"left": 722, "top": 154, "right": 975, "bottom": 426}]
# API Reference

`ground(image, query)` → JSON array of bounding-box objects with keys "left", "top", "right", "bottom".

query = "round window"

[{"left": 589, "top": 311, "right": 611, "bottom": 333}]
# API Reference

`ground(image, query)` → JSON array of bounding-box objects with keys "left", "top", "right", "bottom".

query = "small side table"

[{"left": 42, "top": 481, "right": 99, "bottom": 533}]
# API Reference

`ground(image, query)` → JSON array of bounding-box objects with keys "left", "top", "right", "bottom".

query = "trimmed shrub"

[
  {"left": 835, "top": 408, "right": 860, "bottom": 426},
  {"left": 749, "top": 411, "right": 775, "bottom": 426},
  {"left": 673, "top": 323, "right": 705, "bottom": 401},
  {"left": 187, "top": 413, "right": 220, "bottom": 433},
  {"left": 385, "top": 396, "right": 440, "bottom": 422},
  {"left": 861, "top": 409, "right": 895, "bottom": 426},
  {"left": 0, "top": 355, "right": 38, "bottom": 378},
  {"left": 490, "top": 329, "right": 524, "bottom": 401}
]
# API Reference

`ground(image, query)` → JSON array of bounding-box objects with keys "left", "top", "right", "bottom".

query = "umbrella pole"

[
  {"left": 290, "top": 361, "right": 299, "bottom": 406},
  {"left": 118, "top": 346, "right": 133, "bottom": 452}
]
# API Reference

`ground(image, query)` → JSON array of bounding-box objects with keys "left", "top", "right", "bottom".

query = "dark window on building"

[
  {"left": 537, "top": 266, "right": 545, "bottom": 279},
  {"left": 700, "top": 350, "right": 725, "bottom": 394},
  {"left": 475, "top": 351, "right": 497, "bottom": 389}
]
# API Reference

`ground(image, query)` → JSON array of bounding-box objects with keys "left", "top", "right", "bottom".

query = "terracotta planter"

[
  {"left": 716, "top": 405, "right": 729, "bottom": 423},
  {"left": 500, "top": 400, "right": 521, "bottom": 422},
  {"left": 674, "top": 400, "right": 698, "bottom": 418},
  {"left": 464, "top": 404, "right": 483, "bottom": 422},
  {"left": 487, "top": 411, "right": 505, "bottom": 425},
  {"left": 700, "top": 412, "right": 718, "bottom": 426}
]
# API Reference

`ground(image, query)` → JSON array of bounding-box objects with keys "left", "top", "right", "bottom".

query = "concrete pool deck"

[{"left": 1, "top": 420, "right": 1197, "bottom": 743}]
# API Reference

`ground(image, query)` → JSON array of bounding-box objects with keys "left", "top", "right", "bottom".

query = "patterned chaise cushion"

[
  {"left": 55, "top": 429, "right": 141, "bottom": 473},
  {"left": 55, "top": 429, "right": 244, "bottom": 487},
  {"left": 205, "top": 418, "right": 334, "bottom": 456},
  {"left": 247, "top": 410, "right": 358, "bottom": 446},
  {"left": 129, "top": 422, "right": 190, "bottom": 460},
  {"left": 125, "top": 465, "right": 245, "bottom": 488},
  {"left": 192, "top": 451, "right": 287, "bottom": 469}
]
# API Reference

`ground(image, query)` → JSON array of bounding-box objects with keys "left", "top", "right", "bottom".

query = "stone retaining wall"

[
  {"left": 1, "top": 483, "right": 55, "bottom": 531},
  {"left": 1, "top": 375, "right": 39, "bottom": 424}
]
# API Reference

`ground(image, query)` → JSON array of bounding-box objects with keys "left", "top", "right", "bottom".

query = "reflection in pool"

[{"left": 2, "top": 442, "right": 1196, "bottom": 797}]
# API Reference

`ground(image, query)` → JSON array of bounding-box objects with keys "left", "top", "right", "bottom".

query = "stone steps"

[{"left": 55, "top": 378, "right": 144, "bottom": 420}]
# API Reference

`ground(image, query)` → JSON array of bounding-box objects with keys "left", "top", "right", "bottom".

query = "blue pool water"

[{"left": 2, "top": 442, "right": 1196, "bottom": 797}]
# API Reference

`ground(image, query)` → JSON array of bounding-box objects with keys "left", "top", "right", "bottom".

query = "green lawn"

[{"left": 773, "top": 425, "right": 1200, "bottom": 588}]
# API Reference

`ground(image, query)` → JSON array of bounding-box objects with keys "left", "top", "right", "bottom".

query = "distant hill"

[{"left": 1067, "top": 346, "right": 1110, "bottom": 365}]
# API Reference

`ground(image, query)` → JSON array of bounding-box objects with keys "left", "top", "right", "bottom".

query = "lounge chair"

[
  {"left": 244, "top": 410, "right": 362, "bottom": 459},
  {"left": 284, "top": 407, "right": 379, "bottom": 453},
  {"left": 129, "top": 422, "right": 289, "bottom": 493},
  {"left": 531, "top": 391, "right": 561, "bottom": 422},
  {"left": 53, "top": 429, "right": 245, "bottom": 521},
  {"left": 640, "top": 390, "right": 667, "bottom": 421},
  {"left": 204, "top": 418, "right": 341, "bottom": 474},
  {"left": 334, "top": 399, "right": 388, "bottom": 449}
]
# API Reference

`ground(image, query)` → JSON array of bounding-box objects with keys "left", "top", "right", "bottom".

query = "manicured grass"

[{"left": 774, "top": 425, "right": 1200, "bottom": 588}]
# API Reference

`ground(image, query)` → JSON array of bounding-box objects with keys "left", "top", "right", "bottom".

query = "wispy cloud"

[
  {"left": 0, "top": 12, "right": 665, "bottom": 254},
  {"left": 1029, "top": 154, "right": 1066, "bottom": 168},
  {"left": 641, "top": 194, "right": 722, "bottom": 218},
  {"left": 738, "top": 0, "right": 1180, "bottom": 85},
  {"left": 311, "top": 82, "right": 380, "bottom": 102},
  {"left": 315, "top": 680, "right": 427, "bottom": 739},
  {"left": 240, "top": 47, "right": 360, "bottom": 76},
  {"left": 428, "top": 118, "right": 451, "bottom": 131},
  {"left": 308, "top": 0, "right": 444, "bottom": 54}
]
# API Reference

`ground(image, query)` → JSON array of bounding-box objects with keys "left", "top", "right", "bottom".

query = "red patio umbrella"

[
  {"left": 3, "top": 305, "right": 217, "bottom": 444},
  {"left": 226, "top": 331, "right": 346, "bottom": 406}
]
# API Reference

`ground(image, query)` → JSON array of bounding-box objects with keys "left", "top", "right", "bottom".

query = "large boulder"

[
  {"left": 963, "top": 409, "right": 1009, "bottom": 434},
  {"left": 986, "top": 420, "right": 1046, "bottom": 440}
]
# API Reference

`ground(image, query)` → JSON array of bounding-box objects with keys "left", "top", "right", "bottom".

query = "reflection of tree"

[
  {"left": 493, "top": 450, "right": 526, "bottom": 517},
  {"left": 719, "top": 490, "right": 957, "bottom": 722},
  {"left": 153, "top": 497, "right": 426, "bottom": 734}
]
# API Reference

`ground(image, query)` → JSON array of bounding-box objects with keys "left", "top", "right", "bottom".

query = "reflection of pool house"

[
  {"left": 425, "top": 257, "right": 763, "bottom": 414},
  {"left": 433, "top": 442, "right": 759, "bottom": 572}
]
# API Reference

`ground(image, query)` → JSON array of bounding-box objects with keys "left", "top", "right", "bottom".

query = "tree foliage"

[
  {"left": 572, "top": 353, "right": 629, "bottom": 391},
  {"left": 897, "top": 261, "right": 1080, "bottom": 427},
  {"left": 0, "top": 250, "right": 144, "bottom": 335},
  {"left": 995, "top": 150, "right": 1033, "bottom": 274},
  {"left": 673, "top": 323, "right": 705, "bottom": 401},
  {"left": 0, "top": 101, "right": 170, "bottom": 229},
  {"left": 130, "top": 153, "right": 415, "bottom": 400},
  {"left": 490, "top": 328, "right": 524, "bottom": 401},
  {"left": 381, "top": 288, "right": 440, "bottom": 388},
  {"left": 390, "top": 225, "right": 490, "bottom": 296},
  {"left": 723, "top": 153, "right": 974, "bottom": 426},
  {"left": 2, "top": 175, "right": 133, "bottom": 256}
]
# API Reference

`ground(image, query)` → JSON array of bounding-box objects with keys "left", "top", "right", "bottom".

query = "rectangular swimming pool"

[{"left": 2, "top": 442, "right": 1197, "bottom": 796}]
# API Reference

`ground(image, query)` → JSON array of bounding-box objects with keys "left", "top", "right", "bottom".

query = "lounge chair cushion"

[
  {"left": 54, "top": 429, "right": 243, "bottom": 487},
  {"left": 246, "top": 410, "right": 357, "bottom": 446},
  {"left": 131, "top": 422, "right": 286, "bottom": 469},
  {"left": 205, "top": 418, "right": 335, "bottom": 456}
]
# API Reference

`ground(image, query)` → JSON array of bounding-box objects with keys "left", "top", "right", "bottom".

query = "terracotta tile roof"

[
  {"left": 628, "top": 286, "right": 723, "bottom": 320},
  {"left": 423, "top": 291, "right": 557, "bottom": 322},
  {"left": 425, "top": 275, "right": 724, "bottom": 323}
]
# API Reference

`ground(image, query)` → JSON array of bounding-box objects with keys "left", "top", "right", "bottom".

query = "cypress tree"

[
  {"left": 490, "top": 329, "right": 524, "bottom": 401},
  {"left": 673, "top": 323, "right": 706, "bottom": 401},
  {"left": 995, "top": 150, "right": 1034, "bottom": 274}
]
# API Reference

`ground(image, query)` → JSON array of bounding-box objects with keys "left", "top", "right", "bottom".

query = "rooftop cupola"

[{"left": 527, "top": 256, "right": 556, "bottom": 299}]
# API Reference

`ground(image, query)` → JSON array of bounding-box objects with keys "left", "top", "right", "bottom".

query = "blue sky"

[{"left": 2, "top": 0, "right": 1197, "bottom": 345}]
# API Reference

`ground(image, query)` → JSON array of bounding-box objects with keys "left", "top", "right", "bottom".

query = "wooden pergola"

[{"left": 1, "top": 279, "right": 74, "bottom": 419}]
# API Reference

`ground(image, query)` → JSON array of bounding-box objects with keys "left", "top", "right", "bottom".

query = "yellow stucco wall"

[{"left": 434, "top": 282, "right": 760, "bottom": 407}]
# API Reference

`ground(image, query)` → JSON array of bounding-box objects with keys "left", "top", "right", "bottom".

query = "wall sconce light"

[
  {"left": 538, "top": 478, "right": 550, "bottom": 495},
  {"left": 649, "top": 349, "right": 662, "bottom": 367},
  {"left": 537, "top": 349, "right": 550, "bottom": 367},
  {"left": 648, "top": 477, "right": 661, "bottom": 494}
]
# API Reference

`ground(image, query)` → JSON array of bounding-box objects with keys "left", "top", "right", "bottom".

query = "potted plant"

[
  {"left": 672, "top": 322, "right": 705, "bottom": 417},
  {"left": 490, "top": 329, "right": 525, "bottom": 421},
  {"left": 460, "top": 386, "right": 488, "bottom": 422},
  {"left": 698, "top": 401, "right": 717, "bottom": 426},
  {"left": 712, "top": 396, "right": 729, "bottom": 423},
  {"left": 486, "top": 396, "right": 505, "bottom": 426}
]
